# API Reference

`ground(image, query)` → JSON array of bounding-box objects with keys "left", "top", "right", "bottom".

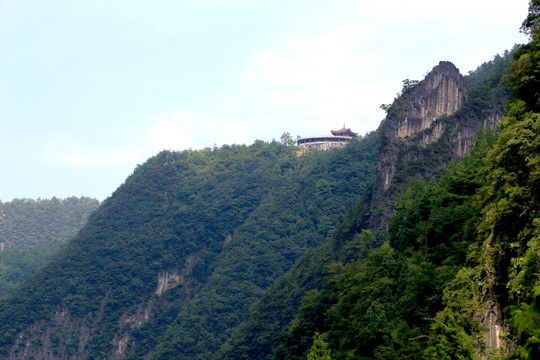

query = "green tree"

[
  {"left": 0, "top": 196, "right": 99, "bottom": 298},
  {"left": 509, "top": 0, "right": 540, "bottom": 112},
  {"left": 521, "top": 0, "right": 540, "bottom": 37},
  {"left": 506, "top": 286, "right": 540, "bottom": 360},
  {"left": 280, "top": 132, "right": 297, "bottom": 147},
  {"left": 307, "top": 333, "right": 332, "bottom": 360}
]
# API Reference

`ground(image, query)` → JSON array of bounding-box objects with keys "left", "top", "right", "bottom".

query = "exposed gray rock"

[{"left": 367, "top": 61, "right": 505, "bottom": 234}]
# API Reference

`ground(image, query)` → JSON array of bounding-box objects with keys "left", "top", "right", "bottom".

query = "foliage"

[
  {"left": 281, "top": 132, "right": 297, "bottom": 146},
  {"left": 0, "top": 135, "right": 379, "bottom": 359},
  {"left": 269, "top": 5, "right": 540, "bottom": 358},
  {"left": 0, "top": 5, "right": 538, "bottom": 359},
  {"left": 510, "top": 1, "right": 540, "bottom": 112},
  {"left": 380, "top": 79, "right": 419, "bottom": 114},
  {"left": 0, "top": 197, "right": 99, "bottom": 251},
  {"left": 0, "top": 241, "right": 65, "bottom": 299},
  {"left": 423, "top": 267, "right": 485, "bottom": 360},
  {"left": 400, "top": 79, "right": 419, "bottom": 94},
  {"left": 506, "top": 286, "right": 540, "bottom": 360},
  {"left": 149, "top": 134, "right": 380, "bottom": 360},
  {"left": 307, "top": 333, "right": 332, "bottom": 360},
  {"left": 271, "top": 130, "right": 493, "bottom": 359},
  {"left": 520, "top": 0, "right": 540, "bottom": 38},
  {"left": 0, "top": 197, "right": 99, "bottom": 298},
  {"left": 466, "top": 49, "right": 516, "bottom": 91},
  {"left": 216, "top": 187, "right": 375, "bottom": 360},
  {"left": 221, "top": 40, "right": 521, "bottom": 360}
]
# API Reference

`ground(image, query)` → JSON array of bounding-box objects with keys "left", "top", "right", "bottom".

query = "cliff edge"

[{"left": 368, "top": 60, "right": 506, "bottom": 234}]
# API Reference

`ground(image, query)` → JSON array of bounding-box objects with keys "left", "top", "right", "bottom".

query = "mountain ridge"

[
  {"left": 0, "top": 137, "right": 379, "bottom": 359},
  {"left": 0, "top": 10, "right": 536, "bottom": 355},
  {"left": 216, "top": 51, "right": 517, "bottom": 360}
]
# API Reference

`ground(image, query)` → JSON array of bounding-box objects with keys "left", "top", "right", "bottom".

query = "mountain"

[
  {"left": 0, "top": 138, "right": 379, "bottom": 359},
  {"left": 0, "top": 54, "right": 517, "bottom": 360},
  {"left": 216, "top": 50, "right": 515, "bottom": 360},
  {"left": 1, "top": 3, "right": 538, "bottom": 359},
  {"left": 0, "top": 197, "right": 100, "bottom": 298},
  {"left": 0, "top": 197, "right": 100, "bottom": 252},
  {"left": 219, "top": 3, "right": 540, "bottom": 358},
  {"left": 367, "top": 58, "right": 510, "bottom": 235}
]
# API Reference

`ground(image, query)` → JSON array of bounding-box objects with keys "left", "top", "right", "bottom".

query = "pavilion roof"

[{"left": 331, "top": 125, "right": 357, "bottom": 137}]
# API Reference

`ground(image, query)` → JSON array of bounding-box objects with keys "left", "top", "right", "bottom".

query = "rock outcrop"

[
  {"left": 393, "top": 61, "right": 467, "bottom": 140},
  {"left": 367, "top": 61, "right": 505, "bottom": 234},
  {"left": 363, "top": 59, "right": 510, "bottom": 356}
]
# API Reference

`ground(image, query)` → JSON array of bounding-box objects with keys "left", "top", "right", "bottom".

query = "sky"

[{"left": 0, "top": 0, "right": 531, "bottom": 201}]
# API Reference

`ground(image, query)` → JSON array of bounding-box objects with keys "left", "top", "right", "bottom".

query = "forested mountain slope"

[
  {"left": 367, "top": 53, "right": 512, "bottom": 234},
  {"left": 0, "top": 197, "right": 99, "bottom": 251},
  {"left": 0, "top": 197, "right": 99, "bottom": 298},
  {"left": 1, "top": 3, "right": 538, "bottom": 359},
  {"left": 0, "top": 136, "right": 379, "bottom": 359},
  {"left": 221, "top": 2, "right": 540, "bottom": 359},
  {"left": 218, "top": 49, "right": 516, "bottom": 360}
]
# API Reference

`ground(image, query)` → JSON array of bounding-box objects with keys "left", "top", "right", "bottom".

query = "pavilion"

[{"left": 296, "top": 125, "right": 358, "bottom": 150}]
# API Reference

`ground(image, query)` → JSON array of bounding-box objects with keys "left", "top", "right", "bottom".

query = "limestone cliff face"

[
  {"left": 367, "top": 61, "right": 505, "bottom": 233},
  {"left": 378, "top": 61, "right": 467, "bottom": 189},
  {"left": 394, "top": 61, "right": 467, "bottom": 139}
]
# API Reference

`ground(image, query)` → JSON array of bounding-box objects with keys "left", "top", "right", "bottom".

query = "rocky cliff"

[
  {"left": 367, "top": 61, "right": 506, "bottom": 234},
  {"left": 393, "top": 61, "right": 467, "bottom": 140},
  {"left": 198, "top": 53, "right": 517, "bottom": 360}
]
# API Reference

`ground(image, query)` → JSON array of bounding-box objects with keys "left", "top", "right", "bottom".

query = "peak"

[
  {"left": 383, "top": 58, "right": 467, "bottom": 140},
  {"left": 438, "top": 60, "right": 455, "bottom": 67},
  {"left": 432, "top": 61, "right": 460, "bottom": 74}
]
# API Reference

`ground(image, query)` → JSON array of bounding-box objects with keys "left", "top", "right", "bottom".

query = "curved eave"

[{"left": 331, "top": 128, "right": 357, "bottom": 137}]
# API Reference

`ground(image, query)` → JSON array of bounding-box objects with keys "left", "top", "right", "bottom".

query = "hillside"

[
  {"left": 368, "top": 55, "right": 511, "bottom": 235},
  {"left": 0, "top": 197, "right": 100, "bottom": 298},
  {"left": 0, "top": 3, "right": 538, "bottom": 359},
  {"left": 216, "top": 49, "right": 515, "bottom": 360},
  {"left": 0, "top": 197, "right": 100, "bottom": 252},
  {"left": 0, "top": 137, "right": 379, "bottom": 359},
  {"left": 219, "top": 2, "right": 540, "bottom": 359}
]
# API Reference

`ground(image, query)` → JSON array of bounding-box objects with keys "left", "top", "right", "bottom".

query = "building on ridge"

[{"left": 296, "top": 125, "right": 358, "bottom": 150}]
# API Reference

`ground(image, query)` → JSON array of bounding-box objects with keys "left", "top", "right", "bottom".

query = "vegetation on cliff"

[
  {"left": 217, "top": 42, "right": 521, "bottom": 360},
  {"left": 229, "top": 2, "right": 539, "bottom": 359},
  {"left": 0, "top": 3, "right": 538, "bottom": 360}
]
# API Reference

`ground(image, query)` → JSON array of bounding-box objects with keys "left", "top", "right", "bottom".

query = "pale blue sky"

[{"left": 0, "top": 0, "right": 529, "bottom": 201}]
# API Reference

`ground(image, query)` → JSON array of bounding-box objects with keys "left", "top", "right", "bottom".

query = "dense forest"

[
  {"left": 220, "top": 2, "right": 539, "bottom": 359},
  {"left": 214, "top": 45, "right": 518, "bottom": 360},
  {"left": 0, "top": 2, "right": 538, "bottom": 359},
  {"left": 0, "top": 197, "right": 100, "bottom": 251},
  {"left": 0, "top": 197, "right": 100, "bottom": 298},
  {"left": 0, "top": 134, "right": 379, "bottom": 359}
]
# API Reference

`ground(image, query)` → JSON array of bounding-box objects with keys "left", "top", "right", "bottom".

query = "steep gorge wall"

[
  {"left": 367, "top": 61, "right": 505, "bottom": 233},
  {"left": 364, "top": 59, "right": 510, "bottom": 356}
]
